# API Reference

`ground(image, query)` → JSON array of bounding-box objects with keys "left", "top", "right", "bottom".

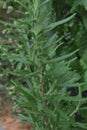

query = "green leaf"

[
  {"left": 45, "top": 107, "right": 57, "bottom": 121},
  {"left": 0, "top": 20, "right": 16, "bottom": 27},
  {"left": 8, "top": 70, "right": 39, "bottom": 78},
  {"left": 47, "top": 49, "right": 79, "bottom": 63},
  {"left": 57, "top": 109, "right": 69, "bottom": 120},
  {"left": 63, "top": 96, "right": 87, "bottom": 101},
  {"left": 44, "top": 33, "right": 57, "bottom": 49},
  {"left": 14, "top": 0, "right": 29, "bottom": 10},
  {"left": 17, "top": 113, "right": 33, "bottom": 124},
  {"left": 75, "top": 122, "right": 87, "bottom": 129},
  {"left": 47, "top": 13, "right": 76, "bottom": 31}
]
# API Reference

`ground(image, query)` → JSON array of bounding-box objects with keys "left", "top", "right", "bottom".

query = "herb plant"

[{"left": 0, "top": 0, "right": 87, "bottom": 130}]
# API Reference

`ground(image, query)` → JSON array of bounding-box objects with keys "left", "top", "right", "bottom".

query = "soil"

[{"left": 0, "top": 106, "right": 32, "bottom": 130}]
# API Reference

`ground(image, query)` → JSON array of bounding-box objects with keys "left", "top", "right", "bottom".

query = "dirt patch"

[{"left": 0, "top": 107, "right": 32, "bottom": 130}]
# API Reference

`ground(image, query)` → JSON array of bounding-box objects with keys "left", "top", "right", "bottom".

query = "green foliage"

[{"left": 1, "top": 0, "right": 87, "bottom": 130}]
